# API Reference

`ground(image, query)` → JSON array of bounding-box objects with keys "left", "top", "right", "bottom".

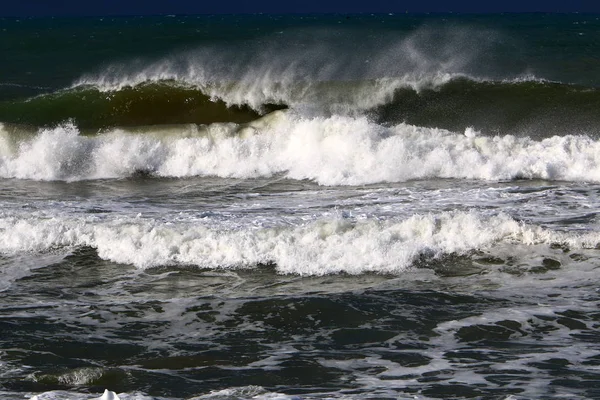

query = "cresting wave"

[
  {"left": 71, "top": 23, "right": 483, "bottom": 111},
  {"left": 59, "top": 22, "right": 599, "bottom": 136},
  {"left": 0, "top": 74, "right": 454, "bottom": 129},
  {"left": 2, "top": 113, "right": 600, "bottom": 184},
  {"left": 1, "top": 211, "right": 598, "bottom": 275},
  {"left": 2, "top": 77, "right": 598, "bottom": 135}
]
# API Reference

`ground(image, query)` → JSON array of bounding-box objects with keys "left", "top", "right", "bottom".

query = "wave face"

[
  {"left": 2, "top": 114, "right": 600, "bottom": 183},
  {"left": 0, "top": 83, "right": 285, "bottom": 129},
  {"left": 371, "top": 78, "right": 600, "bottom": 137}
]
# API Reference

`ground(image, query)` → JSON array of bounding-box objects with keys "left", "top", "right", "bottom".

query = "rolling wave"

[{"left": 2, "top": 76, "right": 598, "bottom": 138}]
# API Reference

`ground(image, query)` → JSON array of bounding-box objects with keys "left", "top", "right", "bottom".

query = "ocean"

[{"left": 1, "top": 13, "right": 600, "bottom": 400}]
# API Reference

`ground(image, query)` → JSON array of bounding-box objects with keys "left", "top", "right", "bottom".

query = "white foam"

[
  {"left": 26, "top": 390, "right": 127, "bottom": 400},
  {"left": 0, "top": 123, "right": 13, "bottom": 159},
  {"left": 2, "top": 115, "right": 600, "bottom": 185},
  {"left": 1, "top": 211, "right": 598, "bottom": 275},
  {"left": 23, "top": 387, "right": 297, "bottom": 400},
  {"left": 190, "top": 386, "right": 301, "bottom": 399},
  {"left": 99, "top": 390, "right": 120, "bottom": 400}
]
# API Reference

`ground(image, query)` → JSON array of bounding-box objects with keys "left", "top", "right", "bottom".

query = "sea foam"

[
  {"left": 1, "top": 211, "right": 598, "bottom": 275},
  {"left": 1, "top": 114, "right": 600, "bottom": 184}
]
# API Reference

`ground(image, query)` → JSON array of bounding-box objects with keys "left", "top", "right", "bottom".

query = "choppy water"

[{"left": 1, "top": 13, "right": 600, "bottom": 400}]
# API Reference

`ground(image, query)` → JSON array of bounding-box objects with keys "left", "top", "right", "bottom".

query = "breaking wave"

[
  {"left": 1, "top": 113, "right": 600, "bottom": 184},
  {"left": 1, "top": 76, "right": 597, "bottom": 137},
  {"left": 1, "top": 211, "right": 598, "bottom": 274}
]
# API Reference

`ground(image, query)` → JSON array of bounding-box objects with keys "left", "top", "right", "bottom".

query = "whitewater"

[{"left": 2, "top": 115, "right": 600, "bottom": 183}]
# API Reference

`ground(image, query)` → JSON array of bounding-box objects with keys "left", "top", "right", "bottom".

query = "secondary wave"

[{"left": 1, "top": 211, "right": 598, "bottom": 274}]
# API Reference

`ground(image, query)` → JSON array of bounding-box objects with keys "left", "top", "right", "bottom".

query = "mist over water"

[{"left": 1, "top": 13, "right": 600, "bottom": 400}]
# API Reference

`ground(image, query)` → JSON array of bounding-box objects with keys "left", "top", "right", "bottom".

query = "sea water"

[{"left": 1, "top": 13, "right": 600, "bottom": 399}]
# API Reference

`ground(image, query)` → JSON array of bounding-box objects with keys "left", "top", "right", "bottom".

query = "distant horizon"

[
  {"left": 1, "top": 0, "right": 598, "bottom": 17},
  {"left": 2, "top": 11, "right": 600, "bottom": 18}
]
